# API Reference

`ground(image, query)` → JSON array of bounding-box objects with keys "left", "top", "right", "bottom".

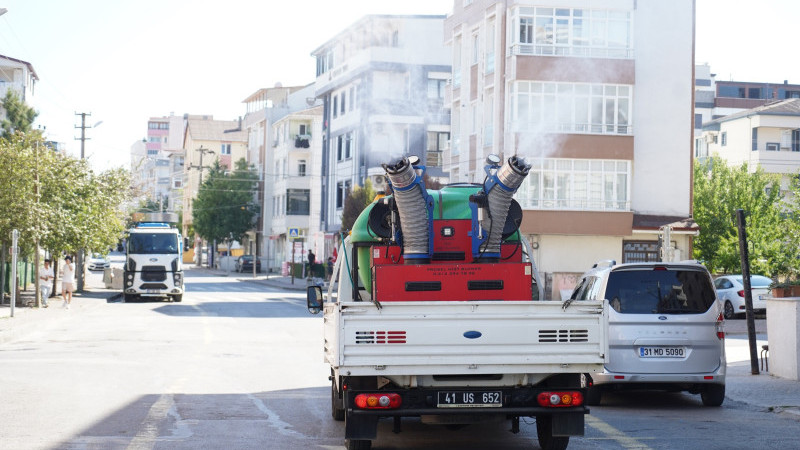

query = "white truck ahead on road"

[
  {"left": 307, "top": 156, "right": 608, "bottom": 450},
  {"left": 123, "top": 222, "right": 184, "bottom": 302}
]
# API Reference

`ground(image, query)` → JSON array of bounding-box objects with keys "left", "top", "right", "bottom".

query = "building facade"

[
  {"left": 312, "top": 15, "right": 452, "bottom": 235},
  {"left": 0, "top": 54, "right": 37, "bottom": 110},
  {"left": 445, "top": 0, "right": 696, "bottom": 297}
]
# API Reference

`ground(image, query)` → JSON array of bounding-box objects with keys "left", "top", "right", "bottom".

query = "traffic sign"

[{"left": 288, "top": 228, "right": 299, "bottom": 238}]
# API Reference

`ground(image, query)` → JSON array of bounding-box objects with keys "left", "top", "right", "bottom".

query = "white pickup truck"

[{"left": 307, "top": 156, "right": 608, "bottom": 450}]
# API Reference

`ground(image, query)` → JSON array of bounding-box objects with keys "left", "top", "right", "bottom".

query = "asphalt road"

[{"left": 0, "top": 269, "right": 796, "bottom": 450}]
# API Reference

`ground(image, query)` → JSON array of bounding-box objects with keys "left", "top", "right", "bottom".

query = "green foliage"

[
  {"left": 1, "top": 90, "right": 38, "bottom": 138},
  {"left": 192, "top": 158, "right": 259, "bottom": 243},
  {"left": 693, "top": 158, "right": 787, "bottom": 276},
  {"left": 0, "top": 133, "right": 130, "bottom": 256},
  {"left": 340, "top": 178, "right": 377, "bottom": 231}
]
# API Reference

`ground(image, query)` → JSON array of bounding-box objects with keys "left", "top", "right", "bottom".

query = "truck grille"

[
  {"left": 538, "top": 329, "right": 589, "bottom": 343},
  {"left": 141, "top": 266, "right": 167, "bottom": 281}
]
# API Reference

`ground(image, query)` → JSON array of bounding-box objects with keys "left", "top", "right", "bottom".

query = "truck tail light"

[
  {"left": 354, "top": 393, "right": 402, "bottom": 410},
  {"left": 537, "top": 391, "right": 583, "bottom": 408}
]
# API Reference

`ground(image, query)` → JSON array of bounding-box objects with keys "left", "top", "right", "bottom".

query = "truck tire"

[
  {"left": 345, "top": 439, "right": 371, "bottom": 450},
  {"left": 172, "top": 294, "right": 183, "bottom": 303},
  {"left": 536, "top": 416, "right": 569, "bottom": 450},
  {"left": 124, "top": 293, "right": 137, "bottom": 303},
  {"left": 331, "top": 379, "right": 345, "bottom": 421},
  {"left": 701, "top": 384, "right": 725, "bottom": 407}
]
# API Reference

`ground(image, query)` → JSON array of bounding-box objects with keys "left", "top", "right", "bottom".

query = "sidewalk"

[
  {"left": 0, "top": 271, "right": 119, "bottom": 345},
  {"left": 192, "top": 263, "right": 314, "bottom": 292}
]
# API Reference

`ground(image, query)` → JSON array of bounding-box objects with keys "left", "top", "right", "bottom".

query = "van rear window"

[{"left": 605, "top": 269, "right": 716, "bottom": 314}]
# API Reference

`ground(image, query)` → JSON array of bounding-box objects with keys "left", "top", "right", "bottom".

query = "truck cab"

[{"left": 123, "top": 222, "right": 184, "bottom": 302}]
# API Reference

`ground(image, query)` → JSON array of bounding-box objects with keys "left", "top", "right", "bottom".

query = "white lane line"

[
  {"left": 248, "top": 393, "right": 307, "bottom": 438},
  {"left": 585, "top": 415, "right": 654, "bottom": 449}
]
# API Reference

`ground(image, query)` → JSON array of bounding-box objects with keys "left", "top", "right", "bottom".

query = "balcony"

[
  {"left": 293, "top": 134, "right": 311, "bottom": 149},
  {"left": 509, "top": 43, "right": 634, "bottom": 59}
]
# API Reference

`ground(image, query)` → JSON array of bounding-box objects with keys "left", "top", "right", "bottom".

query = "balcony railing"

[
  {"left": 512, "top": 121, "right": 633, "bottom": 135},
  {"left": 509, "top": 43, "right": 634, "bottom": 59}
]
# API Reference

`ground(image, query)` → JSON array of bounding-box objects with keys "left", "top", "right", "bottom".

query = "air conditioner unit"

[{"left": 372, "top": 175, "right": 386, "bottom": 188}]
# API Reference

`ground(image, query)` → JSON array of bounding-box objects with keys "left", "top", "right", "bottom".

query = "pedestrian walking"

[
  {"left": 326, "top": 256, "right": 334, "bottom": 281},
  {"left": 39, "top": 259, "right": 54, "bottom": 307},
  {"left": 61, "top": 255, "right": 75, "bottom": 309},
  {"left": 307, "top": 250, "right": 316, "bottom": 278}
]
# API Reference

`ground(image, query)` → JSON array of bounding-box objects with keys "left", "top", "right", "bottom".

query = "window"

[
  {"left": 453, "top": 35, "right": 462, "bottom": 87},
  {"left": 333, "top": 95, "right": 338, "bottom": 118},
  {"left": 426, "top": 131, "right": 449, "bottom": 166},
  {"left": 298, "top": 159, "right": 306, "bottom": 176},
  {"left": 793, "top": 129, "right": 800, "bottom": 152},
  {"left": 392, "top": 30, "right": 399, "bottom": 47},
  {"left": 748, "top": 87, "right": 761, "bottom": 99},
  {"left": 336, "top": 180, "right": 352, "bottom": 209},
  {"left": 694, "top": 114, "right": 702, "bottom": 129},
  {"left": 485, "top": 20, "right": 495, "bottom": 74},
  {"left": 349, "top": 86, "right": 355, "bottom": 111},
  {"left": 286, "top": 189, "right": 310, "bottom": 215},
  {"left": 337, "top": 132, "right": 354, "bottom": 161},
  {"left": 427, "top": 78, "right": 446, "bottom": 99},
  {"left": 516, "top": 158, "right": 630, "bottom": 211},
  {"left": 341, "top": 91, "right": 346, "bottom": 115},
  {"left": 299, "top": 124, "right": 307, "bottom": 135},
  {"left": 752, "top": 128, "right": 758, "bottom": 151},
  {"left": 512, "top": 7, "right": 632, "bottom": 58},
  {"left": 511, "top": 81, "right": 632, "bottom": 135},
  {"left": 766, "top": 142, "right": 780, "bottom": 151},
  {"left": 221, "top": 143, "right": 231, "bottom": 155},
  {"left": 148, "top": 122, "right": 169, "bottom": 130},
  {"left": 721, "top": 132, "right": 727, "bottom": 146},
  {"left": 471, "top": 33, "right": 479, "bottom": 65}
]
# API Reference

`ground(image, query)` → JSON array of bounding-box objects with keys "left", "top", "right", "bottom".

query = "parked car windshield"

[
  {"left": 732, "top": 275, "right": 772, "bottom": 288},
  {"left": 605, "top": 269, "right": 716, "bottom": 314}
]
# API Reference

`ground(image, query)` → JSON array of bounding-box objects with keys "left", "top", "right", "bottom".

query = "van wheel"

[
  {"left": 345, "top": 439, "right": 371, "bottom": 450},
  {"left": 585, "top": 386, "right": 602, "bottom": 406},
  {"left": 331, "top": 379, "right": 345, "bottom": 421},
  {"left": 701, "top": 384, "right": 725, "bottom": 407},
  {"left": 536, "top": 416, "right": 569, "bottom": 450},
  {"left": 723, "top": 301, "right": 735, "bottom": 320}
]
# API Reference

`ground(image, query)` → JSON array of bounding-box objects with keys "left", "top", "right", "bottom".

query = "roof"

[
  {"left": 703, "top": 98, "right": 800, "bottom": 128},
  {"left": 0, "top": 54, "right": 38, "bottom": 80},
  {"left": 310, "top": 14, "right": 447, "bottom": 56},
  {"left": 185, "top": 118, "right": 247, "bottom": 142},
  {"left": 632, "top": 214, "right": 699, "bottom": 232}
]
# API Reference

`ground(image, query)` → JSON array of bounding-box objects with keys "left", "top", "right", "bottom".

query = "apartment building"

[
  {"left": 269, "top": 98, "right": 323, "bottom": 271},
  {"left": 130, "top": 115, "right": 185, "bottom": 213},
  {"left": 311, "top": 15, "right": 451, "bottom": 235},
  {"left": 242, "top": 85, "right": 305, "bottom": 266},
  {"left": 445, "top": 0, "right": 695, "bottom": 297},
  {"left": 694, "top": 63, "right": 800, "bottom": 159},
  {"left": 0, "top": 54, "right": 37, "bottom": 111},
  {"left": 701, "top": 99, "right": 800, "bottom": 192}
]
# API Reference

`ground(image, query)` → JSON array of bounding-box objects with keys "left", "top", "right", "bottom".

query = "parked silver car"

[
  {"left": 714, "top": 274, "right": 771, "bottom": 319},
  {"left": 87, "top": 253, "right": 110, "bottom": 271},
  {"left": 570, "top": 260, "right": 726, "bottom": 407}
]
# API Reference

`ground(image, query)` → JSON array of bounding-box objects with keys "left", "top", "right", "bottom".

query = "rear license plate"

[
  {"left": 639, "top": 346, "right": 685, "bottom": 358},
  {"left": 437, "top": 391, "right": 502, "bottom": 408}
]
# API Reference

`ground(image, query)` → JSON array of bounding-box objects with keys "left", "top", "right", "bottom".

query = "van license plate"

[
  {"left": 639, "top": 346, "right": 685, "bottom": 358},
  {"left": 438, "top": 391, "right": 502, "bottom": 408},
  {"left": 146, "top": 289, "right": 159, "bottom": 294}
]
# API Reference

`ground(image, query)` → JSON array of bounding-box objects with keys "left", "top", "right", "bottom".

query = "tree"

[
  {"left": 1, "top": 90, "right": 38, "bottom": 138},
  {"left": 192, "top": 158, "right": 259, "bottom": 243},
  {"left": 341, "top": 178, "right": 377, "bottom": 232},
  {"left": 693, "top": 158, "right": 785, "bottom": 276}
]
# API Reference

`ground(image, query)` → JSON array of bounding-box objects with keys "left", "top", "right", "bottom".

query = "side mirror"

[{"left": 307, "top": 285, "right": 323, "bottom": 314}]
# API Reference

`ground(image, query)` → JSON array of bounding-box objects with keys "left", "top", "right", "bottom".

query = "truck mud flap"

[
  {"left": 550, "top": 412, "right": 584, "bottom": 437},
  {"left": 345, "top": 411, "right": 378, "bottom": 440}
]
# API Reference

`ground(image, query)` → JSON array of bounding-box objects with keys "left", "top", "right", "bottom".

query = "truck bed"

[{"left": 325, "top": 300, "right": 607, "bottom": 378}]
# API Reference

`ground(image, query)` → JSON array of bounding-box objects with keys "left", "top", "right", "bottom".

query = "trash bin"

[{"left": 766, "top": 296, "right": 800, "bottom": 380}]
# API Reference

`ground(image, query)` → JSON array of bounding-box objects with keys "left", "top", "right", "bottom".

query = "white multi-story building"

[
  {"left": 130, "top": 115, "right": 186, "bottom": 213},
  {"left": 0, "top": 54, "right": 37, "bottom": 113},
  {"left": 445, "top": 0, "right": 695, "bottom": 297},
  {"left": 311, "top": 15, "right": 452, "bottom": 238}
]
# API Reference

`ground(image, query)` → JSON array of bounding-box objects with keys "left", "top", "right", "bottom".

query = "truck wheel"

[
  {"left": 172, "top": 294, "right": 183, "bottom": 303},
  {"left": 701, "top": 384, "right": 725, "bottom": 407},
  {"left": 331, "top": 380, "right": 345, "bottom": 421},
  {"left": 345, "top": 439, "right": 371, "bottom": 450},
  {"left": 536, "top": 416, "right": 569, "bottom": 450},
  {"left": 585, "top": 386, "right": 602, "bottom": 406},
  {"left": 124, "top": 293, "right": 137, "bottom": 303}
]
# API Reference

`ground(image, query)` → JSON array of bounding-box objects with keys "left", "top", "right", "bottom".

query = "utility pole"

[
  {"left": 74, "top": 112, "right": 92, "bottom": 291},
  {"left": 188, "top": 146, "right": 215, "bottom": 266}
]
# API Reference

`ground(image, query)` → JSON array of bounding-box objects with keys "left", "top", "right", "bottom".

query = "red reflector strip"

[
  {"left": 704, "top": 376, "right": 714, "bottom": 380},
  {"left": 614, "top": 375, "right": 625, "bottom": 380}
]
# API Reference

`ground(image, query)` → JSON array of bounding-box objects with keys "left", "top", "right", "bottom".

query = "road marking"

[
  {"left": 248, "top": 393, "right": 307, "bottom": 438},
  {"left": 585, "top": 415, "right": 653, "bottom": 449},
  {"left": 126, "top": 393, "right": 175, "bottom": 450}
]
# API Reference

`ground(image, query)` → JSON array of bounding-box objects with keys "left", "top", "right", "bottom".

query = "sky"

[{"left": 1, "top": 0, "right": 798, "bottom": 172}]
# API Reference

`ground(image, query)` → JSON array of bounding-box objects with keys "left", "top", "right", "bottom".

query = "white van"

[{"left": 570, "top": 261, "right": 726, "bottom": 407}]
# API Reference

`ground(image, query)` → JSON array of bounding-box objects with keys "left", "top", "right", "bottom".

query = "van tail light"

[
  {"left": 354, "top": 393, "right": 402, "bottom": 410},
  {"left": 737, "top": 290, "right": 745, "bottom": 297},
  {"left": 716, "top": 313, "right": 725, "bottom": 340},
  {"left": 537, "top": 391, "right": 584, "bottom": 408}
]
